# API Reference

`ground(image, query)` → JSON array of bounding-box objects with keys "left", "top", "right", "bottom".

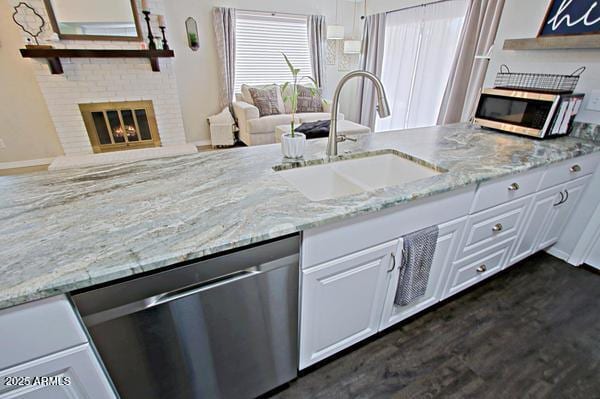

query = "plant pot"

[{"left": 281, "top": 132, "right": 306, "bottom": 159}]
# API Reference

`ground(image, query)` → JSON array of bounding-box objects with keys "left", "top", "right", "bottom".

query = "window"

[
  {"left": 375, "top": 0, "right": 467, "bottom": 132},
  {"left": 234, "top": 11, "right": 313, "bottom": 94}
]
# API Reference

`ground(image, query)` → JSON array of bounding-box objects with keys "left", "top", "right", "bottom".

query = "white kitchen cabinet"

[
  {"left": 0, "top": 296, "right": 116, "bottom": 399},
  {"left": 536, "top": 176, "right": 591, "bottom": 251},
  {"left": 510, "top": 186, "right": 563, "bottom": 265},
  {"left": 299, "top": 240, "right": 400, "bottom": 369},
  {"left": 510, "top": 176, "right": 591, "bottom": 266},
  {"left": 297, "top": 154, "right": 598, "bottom": 368},
  {"left": 0, "top": 345, "right": 116, "bottom": 399},
  {"left": 379, "top": 217, "right": 466, "bottom": 330}
]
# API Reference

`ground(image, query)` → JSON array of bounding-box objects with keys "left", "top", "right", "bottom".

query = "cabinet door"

[
  {"left": 538, "top": 176, "right": 591, "bottom": 250},
  {"left": 299, "top": 240, "right": 399, "bottom": 369},
  {"left": 0, "top": 345, "right": 116, "bottom": 399},
  {"left": 379, "top": 217, "right": 466, "bottom": 330},
  {"left": 509, "top": 186, "right": 563, "bottom": 265}
]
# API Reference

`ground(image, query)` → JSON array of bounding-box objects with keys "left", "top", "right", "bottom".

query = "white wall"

[
  {"left": 163, "top": 0, "right": 364, "bottom": 143},
  {"left": 0, "top": 0, "right": 63, "bottom": 164},
  {"left": 484, "top": 0, "right": 600, "bottom": 124}
]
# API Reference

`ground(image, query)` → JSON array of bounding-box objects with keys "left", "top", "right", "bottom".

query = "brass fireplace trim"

[{"left": 80, "top": 101, "right": 161, "bottom": 154}]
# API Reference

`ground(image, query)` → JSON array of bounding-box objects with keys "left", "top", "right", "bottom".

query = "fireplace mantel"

[{"left": 20, "top": 48, "right": 175, "bottom": 74}]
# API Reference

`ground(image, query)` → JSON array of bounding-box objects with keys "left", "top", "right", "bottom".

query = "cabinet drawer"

[
  {"left": 0, "top": 296, "right": 88, "bottom": 370},
  {"left": 471, "top": 168, "right": 543, "bottom": 213},
  {"left": 0, "top": 345, "right": 116, "bottom": 399},
  {"left": 539, "top": 154, "right": 599, "bottom": 190},
  {"left": 444, "top": 239, "right": 514, "bottom": 299},
  {"left": 457, "top": 196, "right": 532, "bottom": 259}
]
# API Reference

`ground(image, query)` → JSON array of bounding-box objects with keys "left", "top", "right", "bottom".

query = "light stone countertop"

[{"left": 1, "top": 124, "right": 599, "bottom": 310}]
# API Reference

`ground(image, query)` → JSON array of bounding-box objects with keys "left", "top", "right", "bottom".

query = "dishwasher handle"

[
  {"left": 83, "top": 269, "right": 259, "bottom": 327},
  {"left": 155, "top": 270, "right": 257, "bottom": 305}
]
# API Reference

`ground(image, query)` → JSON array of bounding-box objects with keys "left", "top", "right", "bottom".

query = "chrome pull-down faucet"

[{"left": 327, "top": 70, "right": 391, "bottom": 157}]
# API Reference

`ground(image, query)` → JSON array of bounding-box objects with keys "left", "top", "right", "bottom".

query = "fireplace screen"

[{"left": 80, "top": 101, "right": 160, "bottom": 153}]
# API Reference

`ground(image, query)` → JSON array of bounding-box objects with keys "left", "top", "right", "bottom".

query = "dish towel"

[
  {"left": 294, "top": 120, "right": 330, "bottom": 138},
  {"left": 394, "top": 225, "right": 439, "bottom": 306}
]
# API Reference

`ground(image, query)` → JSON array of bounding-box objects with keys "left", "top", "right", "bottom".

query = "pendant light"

[
  {"left": 344, "top": 0, "right": 361, "bottom": 54},
  {"left": 327, "top": 0, "right": 345, "bottom": 40}
]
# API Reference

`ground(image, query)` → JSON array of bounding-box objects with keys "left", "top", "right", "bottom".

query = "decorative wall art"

[
  {"left": 539, "top": 0, "right": 600, "bottom": 37},
  {"left": 11, "top": 2, "right": 46, "bottom": 46}
]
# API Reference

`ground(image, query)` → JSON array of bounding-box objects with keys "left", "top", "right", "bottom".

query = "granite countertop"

[{"left": 1, "top": 124, "right": 600, "bottom": 310}]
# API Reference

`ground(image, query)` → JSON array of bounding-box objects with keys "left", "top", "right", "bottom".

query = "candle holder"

[
  {"left": 159, "top": 26, "right": 170, "bottom": 50},
  {"left": 142, "top": 10, "right": 156, "bottom": 50}
]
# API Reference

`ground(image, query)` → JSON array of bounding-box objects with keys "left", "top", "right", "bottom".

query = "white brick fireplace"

[{"left": 9, "top": 0, "right": 187, "bottom": 156}]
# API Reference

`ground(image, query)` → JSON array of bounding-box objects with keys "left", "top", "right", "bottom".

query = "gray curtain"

[
  {"left": 437, "top": 0, "right": 505, "bottom": 124},
  {"left": 357, "top": 13, "right": 387, "bottom": 130},
  {"left": 308, "top": 15, "right": 326, "bottom": 88},
  {"left": 212, "top": 7, "right": 236, "bottom": 110}
]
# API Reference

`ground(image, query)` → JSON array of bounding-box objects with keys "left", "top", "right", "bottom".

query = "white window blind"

[{"left": 234, "top": 11, "right": 313, "bottom": 94}]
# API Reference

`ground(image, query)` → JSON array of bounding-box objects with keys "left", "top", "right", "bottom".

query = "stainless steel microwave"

[{"left": 474, "top": 88, "right": 584, "bottom": 139}]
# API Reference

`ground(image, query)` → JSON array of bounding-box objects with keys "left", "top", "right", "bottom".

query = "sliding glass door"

[{"left": 375, "top": 0, "right": 467, "bottom": 132}]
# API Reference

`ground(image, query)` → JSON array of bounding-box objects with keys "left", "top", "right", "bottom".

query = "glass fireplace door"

[{"left": 80, "top": 101, "right": 161, "bottom": 153}]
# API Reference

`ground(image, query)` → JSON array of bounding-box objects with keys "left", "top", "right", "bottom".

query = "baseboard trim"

[
  {"left": 0, "top": 157, "right": 55, "bottom": 170},
  {"left": 191, "top": 140, "right": 212, "bottom": 147},
  {"left": 545, "top": 246, "right": 573, "bottom": 264}
]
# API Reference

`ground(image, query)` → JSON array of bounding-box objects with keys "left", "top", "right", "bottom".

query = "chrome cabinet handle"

[
  {"left": 476, "top": 265, "right": 487, "bottom": 273},
  {"left": 553, "top": 191, "right": 565, "bottom": 206},
  {"left": 508, "top": 182, "right": 520, "bottom": 191},
  {"left": 492, "top": 223, "right": 503, "bottom": 232},
  {"left": 562, "top": 189, "right": 569, "bottom": 203},
  {"left": 388, "top": 253, "right": 396, "bottom": 273},
  {"left": 570, "top": 164, "right": 581, "bottom": 173}
]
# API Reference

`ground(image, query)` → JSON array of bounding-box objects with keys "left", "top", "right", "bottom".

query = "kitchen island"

[{"left": 1, "top": 123, "right": 599, "bottom": 310}]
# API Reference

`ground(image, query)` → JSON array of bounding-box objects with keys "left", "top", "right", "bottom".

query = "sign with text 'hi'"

[{"left": 539, "top": 0, "right": 600, "bottom": 36}]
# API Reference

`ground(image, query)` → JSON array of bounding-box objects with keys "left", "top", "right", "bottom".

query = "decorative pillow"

[
  {"left": 241, "top": 84, "right": 285, "bottom": 112},
  {"left": 296, "top": 85, "right": 323, "bottom": 113},
  {"left": 248, "top": 86, "right": 283, "bottom": 117}
]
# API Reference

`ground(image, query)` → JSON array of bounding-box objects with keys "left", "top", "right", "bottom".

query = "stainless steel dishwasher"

[{"left": 72, "top": 235, "right": 299, "bottom": 399}]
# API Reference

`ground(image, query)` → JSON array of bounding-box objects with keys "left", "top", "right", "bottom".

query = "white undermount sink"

[{"left": 276, "top": 152, "right": 444, "bottom": 201}]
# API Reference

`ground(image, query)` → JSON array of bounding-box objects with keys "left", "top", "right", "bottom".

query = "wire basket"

[{"left": 494, "top": 65, "right": 585, "bottom": 94}]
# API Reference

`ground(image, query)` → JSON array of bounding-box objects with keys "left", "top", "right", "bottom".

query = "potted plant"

[
  {"left": 188, "top": 32, "right": 199, "bottom": 51},
  {"left": 280, "top": 53, "right": 318, "bottom": 159}
]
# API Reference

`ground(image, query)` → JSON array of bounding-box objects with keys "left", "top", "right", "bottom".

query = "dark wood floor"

[{"left": 271, "top": 253, "right": 600, "bottom": 399}]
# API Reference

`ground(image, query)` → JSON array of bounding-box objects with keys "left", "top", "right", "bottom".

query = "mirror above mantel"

[{"left": 43, "top": 0, "right": 142, "bottom": 41}]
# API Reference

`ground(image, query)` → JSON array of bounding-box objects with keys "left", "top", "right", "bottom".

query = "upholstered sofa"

[{"left": 232, "top": 85, "right": 344, "bottom": 146}]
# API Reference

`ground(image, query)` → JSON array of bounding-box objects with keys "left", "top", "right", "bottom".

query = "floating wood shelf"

[
  {"left": 503, "top": 35, "right": 600, "bottom": 50},
  {"left": 19, "top": 48, "right": 175, "bottom": 74}
]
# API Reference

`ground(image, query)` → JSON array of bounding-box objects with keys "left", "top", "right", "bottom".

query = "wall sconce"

[{"left": 185, "top": 17, "right": 199, "bottom": 51}]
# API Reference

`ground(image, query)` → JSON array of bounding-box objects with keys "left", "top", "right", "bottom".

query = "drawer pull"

[
  {"left": 554, "top": 191, "right": 565, "bottom": 206},
  {"left": 492, "top": 223, "right": 503, "bottom": 232},
  {"left": 570, "top": 164, "right": 581, "bottom": 173},
  {"left": 508, "top": 182, "right": 520, "bottom": 191},
  {"left": 476, "top": 265, "right": 487, "bottom": 273}
]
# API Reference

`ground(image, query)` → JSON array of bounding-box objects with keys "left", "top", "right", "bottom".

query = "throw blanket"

[
  {"left": 295, "top": 120, "right": 330, "bottom": 139},
  {"left": 394, "top": 225, "right": 439, "bottom": 306}
]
